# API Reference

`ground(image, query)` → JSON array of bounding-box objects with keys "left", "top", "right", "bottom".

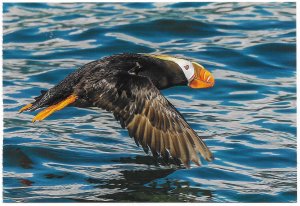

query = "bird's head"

[{"left": 148, "top": 54, "right": 215, "bottom": 89}]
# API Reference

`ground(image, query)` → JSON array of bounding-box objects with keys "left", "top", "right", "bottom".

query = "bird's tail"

[
  {"left": 18, "top": 61, "right": 97, "bottom": 122},
  {"left": 19, "top": 88, "right": 77, "bottom": 122}
]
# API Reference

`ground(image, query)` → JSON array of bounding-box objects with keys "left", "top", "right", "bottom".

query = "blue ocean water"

[{"left": 3, "top": 2, "right": 296, "bottom": 203}]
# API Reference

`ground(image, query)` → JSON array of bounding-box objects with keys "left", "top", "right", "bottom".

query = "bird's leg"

[
  {"left": 128, "top": 62, "right": 142, "bottom": 75},
  {"left": 32, "top": 94, "right": 77, "bottom": 122}
]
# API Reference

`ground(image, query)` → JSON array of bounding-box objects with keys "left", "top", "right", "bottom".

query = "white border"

[
  {"left": 296, "top": 0, "right": 299, "bottom": 204},
  {"left": 1, "top": 0, "right": 298, "bottom": 2},
  {"left": 1, "top": 0, "right": 298, "bottom": 205},
  {"left": 0, "top": 1, "right": 3, "bottom": 205}
]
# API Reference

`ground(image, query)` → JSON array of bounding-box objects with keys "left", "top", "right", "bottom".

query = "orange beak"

[{"left": 189, "top": 62, "right": 215, "bottom": 89}]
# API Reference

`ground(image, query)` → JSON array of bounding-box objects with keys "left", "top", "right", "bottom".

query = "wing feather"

[{"left": 83, "top": 72, "right": 213, "bottom": 167}]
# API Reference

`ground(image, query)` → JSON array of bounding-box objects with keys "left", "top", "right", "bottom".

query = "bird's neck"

[
  {"left": 140, "top": 59, "right": 188, "bottom": 90},
  {"left": 106, "top": 54, "right": 188, "bottom": 90}
]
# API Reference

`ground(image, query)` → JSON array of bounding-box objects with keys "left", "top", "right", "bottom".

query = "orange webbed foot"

[{"left": 32, "top": 94, "right": 77, "bottom": 123}]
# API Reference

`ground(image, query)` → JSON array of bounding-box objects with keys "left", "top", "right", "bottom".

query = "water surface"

[{"left": 3, "top": 2, "right": 296, "bottom": 202}]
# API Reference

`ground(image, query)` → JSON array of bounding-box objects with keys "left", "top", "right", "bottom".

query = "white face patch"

[
  {"left": 170, "top": 58, "right": 195, "bottom": 82},
  {"left": 149, "top": 55, "right": 195, "bottom": 82}
]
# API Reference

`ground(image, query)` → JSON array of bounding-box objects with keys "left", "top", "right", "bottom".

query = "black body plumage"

[{"left": 25, "top": 53, "right": 213, "bottom": 167}]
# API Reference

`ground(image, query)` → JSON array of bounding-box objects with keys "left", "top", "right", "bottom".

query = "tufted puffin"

[{"left": 19, "top": 53, "right": 215, "bottom": 167}]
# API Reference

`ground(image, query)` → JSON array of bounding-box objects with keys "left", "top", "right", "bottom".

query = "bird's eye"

[{"left": 184, "top": 65, "right": 189, "bottom": 70}]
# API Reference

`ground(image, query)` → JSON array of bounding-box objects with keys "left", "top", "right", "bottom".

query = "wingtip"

[
  {"left": 182, "top": 159, "right": 191, "bottom": 168},
  {"left": 193, "top": 159, "right": 201, "bottom": 167},
  {"left": 205, "top": 151, "right": 214, "bottom": 162}
]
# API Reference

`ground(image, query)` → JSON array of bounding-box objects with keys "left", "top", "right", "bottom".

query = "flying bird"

[{"left": 19, "top": 53, "right": 215, "bottom": 167}]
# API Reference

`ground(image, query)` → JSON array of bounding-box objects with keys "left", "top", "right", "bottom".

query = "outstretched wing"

[{"left": 85, "top": 72, "right": 213, "bottom": 167}]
